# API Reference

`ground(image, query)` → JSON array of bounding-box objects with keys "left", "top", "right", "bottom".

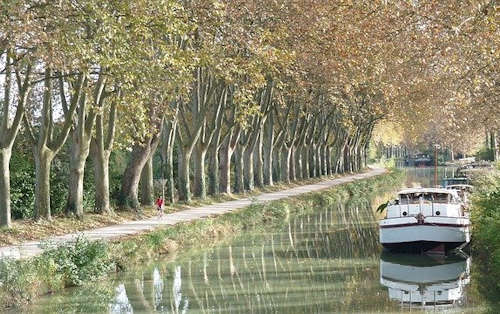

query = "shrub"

[
  {"left": 470, "top": 173, "right": 500, "bottom": 306},
  {"left": 40, "top": 237, "right": 114, "bottom": 287}
]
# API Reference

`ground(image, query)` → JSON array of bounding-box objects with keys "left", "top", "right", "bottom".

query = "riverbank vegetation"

[
  {"left": 471, "top": 168, "right": 500, "bottom": 307},
  {"left": 0, "top": 170, "right": 403, "bottom": 308},
  {"left": 0, "top": 1, "right": 497, "bottom": 230}
]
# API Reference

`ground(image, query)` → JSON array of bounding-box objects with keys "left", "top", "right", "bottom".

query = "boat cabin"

[{"left": 386, "top": 188, "right": 463, "bottom": 219}]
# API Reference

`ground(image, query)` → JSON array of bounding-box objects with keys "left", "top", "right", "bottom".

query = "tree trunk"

[
  {"left": 119, "top": 143, "right": 151, "bottom": 209},
  {"left": 320, "top": 145, "right": 327, "bottom": 176},
  {"left": 255, "top": 131, "right": 265, "bottom": 188},
  {"left": 302, "top": 146, "right": 310, "bottom": 179},
  {"left": 34, "top": 147, "right": 54, "bottom": 220},
  {"left": 263, "top": 120, "right": 274, "bottom": 186},
  {"left": 0, "top": 148, "right": 12, "bottom": 227},
  {"left": 193, "top": 146, "right": 207, "bottom": 199},
  {"left": 326, "top": 147, "right": 332, "bottom": 176},
  {"left": 310, "top": 145, "right": 318, "bottom": 177},
  {"left": 219, "top": 144, "right": 231, "bottom": 194},
  {"left": 294, "top": 146, "right": 302, "bottom": 180},
  {"left": 234, "top": 146, "right": 245, "bottom": 193},
  {"left": 177, "top": 149, "right": 192, "bottom": 202},
  {"left": 290, "top": 147, "right": 297, "bottom": 181},
  {"left": 165, "top": 142, "right": 175, "bottom": 203},
  {"left": 272, "top": 147, "right": 281, "bottom": 183},
  {"left": 91, "top": 144, "right": 111, "bottom": 214},
  {"left": 244, "top": 147, "right": 254, "bottom": 191},
  {"left": 66, "top": 141, "right": 87, "bottom": 217},
  {"left": 280, "top": 146, "right": 291, "bottom": 184},
  {"left": 160, "top": 120, "right": 176, "bottom": 203},
  {"left": 140, "top": 156, "right": 154, "bottom": 206},
  {"left": 491, "top": 132, "right": 498, "bottom": 161},
  {"left": 208, "top": 140, "right": 220, "bottom": 196}
]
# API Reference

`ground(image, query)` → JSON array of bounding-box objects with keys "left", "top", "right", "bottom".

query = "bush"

[
  {"left": 0, "top": 258, "right": 39, "bottom": 306},
  {"left": 40, "top": 237, "right": 114, "bottom": 287},
  {"left": 470, "top": 173, "right": 500, "bottom": 305}
]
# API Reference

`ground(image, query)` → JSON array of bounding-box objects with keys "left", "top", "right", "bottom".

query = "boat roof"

[
  {"left": 442, "top": 177, "right": 469, "bottom": 181},
  {"left": 446, "top": 184, "right": 473, "bottom": 189},
  {"left": 397, "top": 188, "right": 456, "bottom": 195}
]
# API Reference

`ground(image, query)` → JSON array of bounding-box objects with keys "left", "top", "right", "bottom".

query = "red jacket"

[{"left": 156, "top": 198, "right": 163, "bottom": 207}]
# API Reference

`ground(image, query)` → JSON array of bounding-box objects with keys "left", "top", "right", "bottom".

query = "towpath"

[{"left": 0, "top": 168, "right": 385, "bottom": 260}]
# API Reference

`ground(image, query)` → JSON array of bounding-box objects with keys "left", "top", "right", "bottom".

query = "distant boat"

[
  {"left": 380, "top": 253, "right": 470, "bottom": 308},
  {"left": 405, "top": 153, "right": 433, "bottom": 167},
  {"left": 379, "top": 188, "right": 470, "bottom": 253}
]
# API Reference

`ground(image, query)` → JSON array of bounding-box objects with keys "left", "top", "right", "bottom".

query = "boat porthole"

[
  {"left": 402, "top": 211, "right": 407, "bottom": 216},
  {"left": 436, "top": 211, "right": 440, "bottom": 216}
]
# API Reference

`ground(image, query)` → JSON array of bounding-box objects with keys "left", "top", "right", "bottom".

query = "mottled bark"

[
  {"left": 90, "top": 95, "right": 117, "bottom": 214},
  {"left": 66, "top": 143, "right": 87, "bottom": 217},
  {"left": 254, "top": 129, "right": 264, "bottom": 188},
  {"left": 91, "top": 143, "right": 111, "bottom": 214},
  {"left": 301, "top": 146, "right": 310, "bottom": 179},
  {"left": 208, "top": 142, "right": 220, "bottom": 196},
  {"left": 0, "top": 57, "right": 31, "bottom": 227},
  {"left": 234, "top": 145, "right": 245, "bottom": 193},
  {"left": 65, "top": 74, "right": 103, "bottom": 217},
  {"left": 120, "top": 143, "right": 152, "bottom": 209},
  {"left": 263, "top": 112, "right": 274, "bottom": 186},
  {"left": 160, "top": 119, "right": 177, "bottom": 203},
  {"left": 29, "top": 70, "right": 83, "bottom": 219},
  {"left": 289, "top": 147, "right": 296, "bottom": 181},
  {"left": 193, "top": 146, "right": 207, "bottom": 199},
  {"left": 140, "top": 157, "right": 154, "bottom": 205},
  {"left": 120, "top": 119, "right": 163, "bottom": 209},
  {"left": 34, "top": 147, "right": 54, "bottom": 219},
  {"left": 280, "top": 146, "right": 291, "bottom": 184},
  {"left": 0, "top": 149, "right": 12, "bottom": 227},
  {"left": 218, "top": 144, "right": 231, "bottom": 194},
  {"left": 177, "top": 148, "right": 192, "bottom": 202},
  {"left": 243, "top": 146, "right": 254, "bottom": 191}
]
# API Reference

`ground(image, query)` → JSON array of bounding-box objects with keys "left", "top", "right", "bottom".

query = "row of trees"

[{"left": 1, "top": 0, "right": 497, "bottom": 228}]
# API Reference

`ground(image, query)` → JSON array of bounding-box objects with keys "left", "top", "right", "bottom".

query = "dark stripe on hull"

[
  {"left": 382, "top": 241, "right": 466, "bottom": 253},
  {"left": 380, "top": 223, "right": 469, "bottom": 229}
]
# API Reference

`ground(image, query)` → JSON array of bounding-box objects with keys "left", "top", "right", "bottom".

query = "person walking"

[{"left": 155, "top": 196, "right": 164, "bottom": 218}]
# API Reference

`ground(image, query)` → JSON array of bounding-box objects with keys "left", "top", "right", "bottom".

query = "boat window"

[
  {"left": 433, "top": 193, "right": 450, "bottom": 203},
  {"left": 399, "top": 194, "right": 410, "bottom": 205},
  {"left": 422, "top": 193, "right": 433, "bottom": 203}
]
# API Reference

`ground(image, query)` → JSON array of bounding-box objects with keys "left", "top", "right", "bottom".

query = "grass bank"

[
  {"left": 470, "top": 168, "right": 500, "bottom": 307},
  {"left": 0, "top": 169, "right": 403, "bottom": 309}
]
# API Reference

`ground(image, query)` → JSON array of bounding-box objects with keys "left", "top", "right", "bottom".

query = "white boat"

[
  {"left": 379, "top": 188, "right": 470, "bottom": 253},
  {"left": 380, "top": 253, "right": 470, "bottom": 308}
]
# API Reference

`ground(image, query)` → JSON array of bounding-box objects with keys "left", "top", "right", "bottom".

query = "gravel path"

[{"left": 0, "top": 168, "right": 386, "bottom": 260}]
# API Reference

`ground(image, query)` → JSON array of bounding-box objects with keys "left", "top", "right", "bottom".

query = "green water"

[{"left": 22, "top": 168, "right": 490, "bottom": 313}]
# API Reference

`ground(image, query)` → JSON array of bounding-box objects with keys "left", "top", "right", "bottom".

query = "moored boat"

[{"left": 379, "top": 188, "right": 470, "bottom": 253}]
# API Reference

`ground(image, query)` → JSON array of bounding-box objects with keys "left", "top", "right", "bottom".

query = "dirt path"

[{"left": 0, "top": 168, "right": 386, "bottom": 260}]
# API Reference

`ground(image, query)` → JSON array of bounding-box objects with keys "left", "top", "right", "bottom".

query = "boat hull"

[{"left": 379, "top": 221, "right": 470, "bottom": 253}]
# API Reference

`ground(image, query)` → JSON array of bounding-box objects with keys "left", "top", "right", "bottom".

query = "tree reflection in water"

[{"left": 24, "top": 175, "right": 486, "bottom": 313}]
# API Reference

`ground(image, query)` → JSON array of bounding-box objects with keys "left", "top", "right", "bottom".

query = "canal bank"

[{"left": 0, "top": 168, "right": 398, "bottom": 309}]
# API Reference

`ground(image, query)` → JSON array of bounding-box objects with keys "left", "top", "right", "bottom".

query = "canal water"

[{"left": 23, "top": 168, "right": 490, "bottom": 313}]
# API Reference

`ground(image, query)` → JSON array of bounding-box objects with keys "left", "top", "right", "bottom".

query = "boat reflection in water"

[{"left": 380, "top": 252, "right": 471, "bottom": 309}]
